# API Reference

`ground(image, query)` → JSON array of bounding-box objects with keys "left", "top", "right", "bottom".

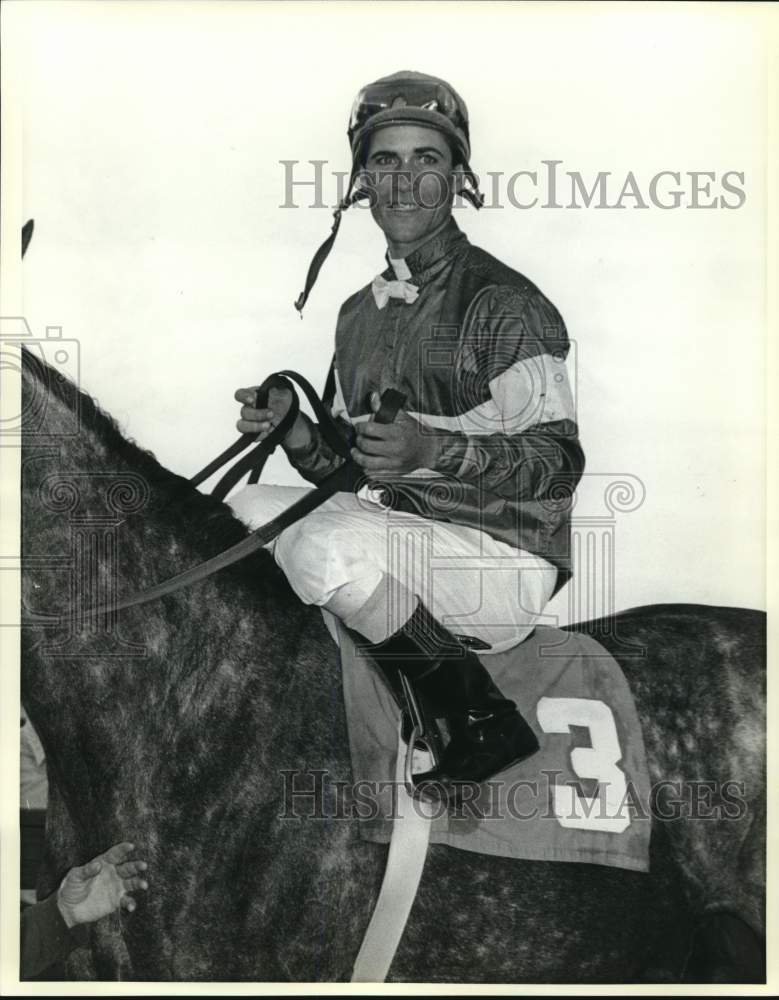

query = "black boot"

[
  {"left": 360, "top": 603, "right": 539, "bottom": 801},
  {"left": 358, "top": 646, "right": 448, "bottom": 766}
]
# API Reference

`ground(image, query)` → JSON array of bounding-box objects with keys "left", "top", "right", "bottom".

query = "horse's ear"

[{"left": 22, "top": 219, "right": 34, "bottom": 259}]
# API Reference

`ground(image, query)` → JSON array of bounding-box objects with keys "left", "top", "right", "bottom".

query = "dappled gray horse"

[{"left": 20, "top": 349, "right": 765, "bottom": 982}]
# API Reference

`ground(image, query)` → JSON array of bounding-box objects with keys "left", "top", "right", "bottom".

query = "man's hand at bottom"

[{"left": 56, "top": 842, "right": 149, "bottom": 928}]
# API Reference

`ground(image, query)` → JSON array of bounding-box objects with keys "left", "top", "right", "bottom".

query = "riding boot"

[
  {"left": 360, "top": 603, "right": 539, "bottom": 800},
  {"left": 361, "top": 652, "right": 447, "bottom": 764}
]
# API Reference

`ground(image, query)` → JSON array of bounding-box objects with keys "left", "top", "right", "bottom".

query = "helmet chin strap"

[
  {"left": 455, "top": 169, "right": 485, "bottom": 209},
  {"left": 460, "top": 188, "right": 484, "bottom": 209},
  {"left": 293, "top": 169, "right": 363, "bottom": 315}
]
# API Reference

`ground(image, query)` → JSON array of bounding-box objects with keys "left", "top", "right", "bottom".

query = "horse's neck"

[
  {"left": 22, "top": 365, "right": 354, "bottom": 849},
  {"left": 21, "top": 357, "right": 373, "bottom": 979}
]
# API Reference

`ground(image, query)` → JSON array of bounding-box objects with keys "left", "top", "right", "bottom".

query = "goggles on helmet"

[{"left": 347, "top": 76, "right": 471, "bottom": 163}]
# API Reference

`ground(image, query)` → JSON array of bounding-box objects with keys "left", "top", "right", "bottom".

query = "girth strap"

[{"left": 351, "top": 722, "right": 436, "bottom": 982}]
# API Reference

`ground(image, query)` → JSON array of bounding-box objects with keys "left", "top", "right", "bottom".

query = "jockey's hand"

[
  {"left": 351, "top": 392, "right": 441, "bottom": 475},
  {"left": 234, "top": 386, "right": 312, "bottom": 450},
  {"left": 56, "top": 842, "right": 149, "bottom": 928}
]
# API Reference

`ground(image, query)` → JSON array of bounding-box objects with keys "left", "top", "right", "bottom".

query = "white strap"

[{"left": 351, "top": 733, "right": 436, "bottom": 982}]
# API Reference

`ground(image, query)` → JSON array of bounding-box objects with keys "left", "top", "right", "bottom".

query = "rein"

[{"left": 30, "top": 374, "right": 405, "bottom": 622}]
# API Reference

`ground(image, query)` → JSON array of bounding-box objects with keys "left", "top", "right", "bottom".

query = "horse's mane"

[{"left": 21, "top": 346, "right": 295, "bottom": 602}]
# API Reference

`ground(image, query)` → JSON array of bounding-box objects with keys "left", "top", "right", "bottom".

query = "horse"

[{"left": 19, "top": 347, "right": 766, "bottom": 983}]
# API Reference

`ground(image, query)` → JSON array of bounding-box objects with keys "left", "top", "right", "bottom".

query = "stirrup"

[
  {"left": 396, "top": 639, "right": 494, "bottom": 800},
  {"left": 403, "top": 724, "right": 441, "bottom": 797},
  {"left": 398, "top": 674, "right": 445, "bottom": 795}
]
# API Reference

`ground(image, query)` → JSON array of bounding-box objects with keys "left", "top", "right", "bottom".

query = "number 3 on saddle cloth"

[{"left": 327, "top": 612, "right": 652, "bottom": 873}]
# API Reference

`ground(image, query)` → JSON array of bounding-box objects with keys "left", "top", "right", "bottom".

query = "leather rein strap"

[
  {"left": 49, "top": 374, "right": 405, "bottom": 620},
  {"left": 190, "top": 369, "right": 354, "bottom": 501}
]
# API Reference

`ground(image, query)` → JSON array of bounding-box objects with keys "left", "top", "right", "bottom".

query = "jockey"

[{"left": 232, "top": 71, "right": 585, "bottom": 801}]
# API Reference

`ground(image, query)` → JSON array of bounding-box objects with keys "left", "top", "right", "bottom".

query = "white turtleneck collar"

[{"left": 388, "top": 256, "right": 412, "bottom": 281}]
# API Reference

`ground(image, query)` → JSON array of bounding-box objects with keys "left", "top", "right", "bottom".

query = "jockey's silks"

[{"left": 285, "top": 217, "right": 584, "bottom": 597}]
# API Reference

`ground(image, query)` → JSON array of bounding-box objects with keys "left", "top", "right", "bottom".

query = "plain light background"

[{"left": 14, "top": 0, "right": 769, "bottom": 626}]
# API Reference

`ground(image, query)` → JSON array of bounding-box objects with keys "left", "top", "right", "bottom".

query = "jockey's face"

[{"left": 362, "top": 124, "right": 458, "bottom": 258}]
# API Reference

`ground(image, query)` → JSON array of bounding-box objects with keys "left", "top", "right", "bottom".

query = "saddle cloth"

[{"left": 333, "top": 617, "right": 652, "bottom": 873}]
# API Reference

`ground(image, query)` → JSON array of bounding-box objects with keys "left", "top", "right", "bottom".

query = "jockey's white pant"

[{"left": 227, "top": 484, "right": 558, "bottom": 655}]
